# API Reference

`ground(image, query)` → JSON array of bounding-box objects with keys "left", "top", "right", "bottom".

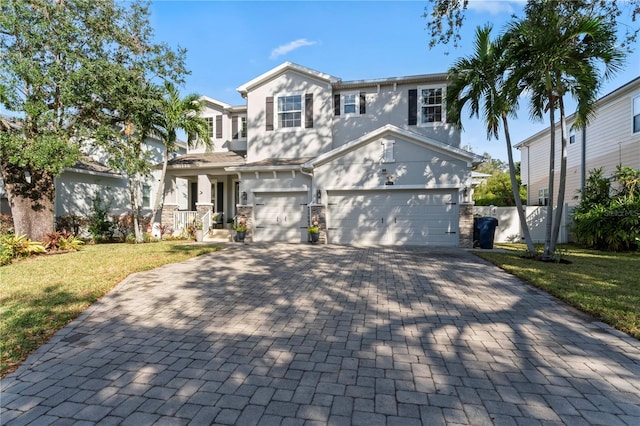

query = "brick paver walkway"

[{"left": 2, "top": 244, "right": 639, "bottom": 425}]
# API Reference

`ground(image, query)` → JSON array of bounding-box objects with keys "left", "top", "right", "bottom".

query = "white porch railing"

[
  {"left": 173, "top": 211, "right": 198, "bottom": 235},
  {"left": 201, "top": 211, "right": 211, "bottom": 235}
]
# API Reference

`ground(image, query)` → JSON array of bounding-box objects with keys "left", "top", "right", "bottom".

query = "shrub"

[
  {"left": 572, "top": 166, "right": 640, "bottom": 251},
  {"left": 56, "top": 215, "right": 87, "bottom": 236},
  {"left": 0, "top": 234, "right": 46, "bottom": 266},
  {"left": 87, "top": 197, "right": 114, "bottom": 241}
]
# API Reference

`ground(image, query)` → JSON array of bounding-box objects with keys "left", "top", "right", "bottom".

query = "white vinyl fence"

[{"left": 473, "top": 204, "right": 574, "bottom": 244}]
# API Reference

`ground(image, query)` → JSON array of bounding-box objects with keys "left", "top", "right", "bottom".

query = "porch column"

[
  {"left": 159, "top": 176, "right": 178, "bottom": 232},
  {"left": 196, "top": 174, "right": 213, "bottom": 219}
]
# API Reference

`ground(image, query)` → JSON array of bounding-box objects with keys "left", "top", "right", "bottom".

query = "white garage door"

[
  {"left": 327, "top": 190, "right": 458, "bottom": 246},
  {"left": 254, "top": 192, "right": 308, "bottom": 243}
]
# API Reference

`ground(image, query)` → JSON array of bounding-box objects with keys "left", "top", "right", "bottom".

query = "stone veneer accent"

[
  {"left": 196, "top": 204, "right": 213, "bottom": 222},
  {"left": 459, "top": 203, "right": 474, "bottom": 248},
  {"left": 161, "top": 204, "right": 179, "bottom": 232},
  {"left": 236, "top": 205, "right": 253, "bottom": 243},
  {"left": 309, "top": 204, "right": 326, "bottom": 244}
]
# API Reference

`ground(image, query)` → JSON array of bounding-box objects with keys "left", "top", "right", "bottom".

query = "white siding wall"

[
  {"left": 245, "top": 72, "right": 334, "bottom": 162},
  {"left": 332, "top": 83, "right": 460, "bottom": 148},
  {"left": 519, "top": 80, "right": 640, "bottom": 207}
]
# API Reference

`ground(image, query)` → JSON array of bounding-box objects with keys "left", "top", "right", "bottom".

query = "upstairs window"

[
  {"left": 569, "top": 128, "right": 576, "bottom": 144},
  {"left": 277, "top": 95, "right": 302, "bottom": 128},
  {"left": 634, "top": 96, "right": 640, "bottom": 133},
  {"left": 205, "top": 117, "right": 214, "bottom": 139},
  {"left": 344, "top": 93, "right": 357, "bottom": 114},
  {"left": 419, "top": 86, "right": 443, "bottom": 125}
]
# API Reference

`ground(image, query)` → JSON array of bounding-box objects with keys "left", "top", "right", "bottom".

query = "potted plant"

[
  {"left": 194, "top": 221, "right": 203, "bottom": 242},
  {"left": 308, "top": 216, "right": 320, "bottom": 243},
  {"left": 235, "top": 214, "right": 247, "bottom": 242},
  {"left": 235, "top": 224, "right": 247, "bottom": 242}
]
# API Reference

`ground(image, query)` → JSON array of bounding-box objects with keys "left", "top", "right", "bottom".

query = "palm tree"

[
  {"left": 151, "top": 82, "right": 211, "bottom": 227},
  {"left": 506, "top": 2, "right": 624, "bottom": 258},
  {"left": 447, "top": 25, "right": 537, "bottom": 255}
]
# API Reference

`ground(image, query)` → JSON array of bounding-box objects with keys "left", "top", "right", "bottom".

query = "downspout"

[
  {"left": 581, "top": 127, "right": 586, "bottom": 195},
  {"left": 300, "top": 165, "right": 315, "bottom": 226}
]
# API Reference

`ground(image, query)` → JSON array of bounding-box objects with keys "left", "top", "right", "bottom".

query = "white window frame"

[
  {"left": 538, "top": 187, "right": 549, "bottom": 206},
  {"left": 633, "top": 95, "right": 640, "bottom": 134},
  {"left": 417, "top": 85, "right": 445, "bottom": 126},
  {"left": 205, "top": 117, "right": 214, "bottom": 139},
  {"left": 569, "top": 127, "right": 576, "bottom": 145},
  {"left": 342, "top": 91, "right": 360, "bottom": 116},
  {"left": 142, "top": 185, "right": 151, "bottom": 209},
  {"left": 240, "top": 116, "right": 247, "bottom": 139},
  {"left": 276, "top": 92, "right": 304, "bottom": 129}
]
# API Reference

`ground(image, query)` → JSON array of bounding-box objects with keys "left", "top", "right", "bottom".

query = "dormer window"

[{"left": 344, "top": 94, "right": 357, "bottom": 114}]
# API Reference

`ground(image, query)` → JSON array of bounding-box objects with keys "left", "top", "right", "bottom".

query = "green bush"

[
  {"left": 87, "top": 196, "right": 114, "bottom": 241},
  {"left": 0, "top": 234, "right": 46, "bottom": 266},
  {"left": 572, "top": 166, "right": 640, "bottom": 251}
]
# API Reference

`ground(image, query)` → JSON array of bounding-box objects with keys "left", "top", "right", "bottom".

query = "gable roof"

[
  {"left": 303, "top": 124, "right": 482, "bottom": 169},
  {"left": 236, "top": 62, "right": 340, "bottom": 97}
]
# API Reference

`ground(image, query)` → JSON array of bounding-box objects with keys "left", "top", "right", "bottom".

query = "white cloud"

[
  {"left": 269, "top": 38, "right": 317, "bottom": 60},
  {"left": 467, "top": 0, "right": 523, "bottom": 15}
]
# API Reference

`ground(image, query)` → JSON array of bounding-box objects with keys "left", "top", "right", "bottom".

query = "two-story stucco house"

[
  {"left": 516, "top": 77, "right": 640, "bottom": 209},
  {"left": 160, "top": 62, "right": 481, "bottom": 246}
]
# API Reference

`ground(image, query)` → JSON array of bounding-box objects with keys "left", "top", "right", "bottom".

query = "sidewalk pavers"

[{"left": 2, "top": 244, "right": 639, "bottom": 425}]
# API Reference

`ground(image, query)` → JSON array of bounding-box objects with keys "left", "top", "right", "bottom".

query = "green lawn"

[
  {"left": 0, "top": 241, "right": 222, "bottom": 377},
  {"left": 473, "top": 244, "right": 640, "bottom": 340}
]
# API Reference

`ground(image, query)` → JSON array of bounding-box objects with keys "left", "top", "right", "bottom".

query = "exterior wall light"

[
  {"left": 241, "top": 191, "right": 247, "bottom": 204},
  {"left": 316, "top": 189, "right": 321, "bottom": 202}
]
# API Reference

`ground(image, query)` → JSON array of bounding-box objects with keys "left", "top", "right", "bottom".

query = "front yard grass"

[
  {"left": 473, "top": 244, "right": 640, "bottom": 340},
  {"left": 0, "top": 241, "right": 222, "bottom": 378}
]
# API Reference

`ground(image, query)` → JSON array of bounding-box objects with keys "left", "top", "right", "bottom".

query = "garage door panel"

[
  {"left": 328, "top": 190, "right": 458, "bottom": 246},
  {"left": 254, "top": 193, "right": 307, "bottom": 243}
]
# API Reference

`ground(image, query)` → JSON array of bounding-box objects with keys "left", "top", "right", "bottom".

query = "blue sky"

[{"left": 149, "top": 0, "right": 640, "bottom": 163}]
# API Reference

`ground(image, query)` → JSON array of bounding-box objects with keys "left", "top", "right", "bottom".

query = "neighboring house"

[
  {"left": 0, "top": 113, "right": 185, "bottom": 222},
  {"left": 516, "top": 77, "right": 640, "bottom": 208},
  {"left": 161, "top": 62, "right": 481, "bottom": 246}
]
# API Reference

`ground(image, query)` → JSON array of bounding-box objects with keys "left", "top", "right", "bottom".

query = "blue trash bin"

[{"left": 474, "top": 217, "right": 499, "bottom": 249}]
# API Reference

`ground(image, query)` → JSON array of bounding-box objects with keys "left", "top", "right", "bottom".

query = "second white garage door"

[
  {"left": 254, "top": 192, "right": 308, "bottom": 243},
  {"left": 327, "top": 190, "right": 458, "bottom": 246}
]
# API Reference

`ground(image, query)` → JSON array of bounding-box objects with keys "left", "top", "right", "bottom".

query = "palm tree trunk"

[
  {"left": 502, "top": 113, "right": 536, "bottom": 255},
  {"left": 151, "top": 146, "right": 169, "bottom": 226},
  {"left": 543, "top": 90, "right": 557, "bottom": 259},
  {"left": 550, "top": 95, "right": 568, "bottom": 253}
]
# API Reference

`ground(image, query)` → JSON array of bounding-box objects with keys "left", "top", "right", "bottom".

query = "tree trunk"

[
  {"left": 0, "top": 161, "right": 55, "bottom": 242},
  {"left": 550, "top": 96, "right": 568, "bottom": 254},
  {"left": 129, "top": 175, "right": 143, "bottom": 243},
  {"left": 151, "top": 145, "right": 169, "bottom": 225},
  {"left": 543, "top": 91, "right": 557, "bottom": 260},
  {"left": 502, "top": 113, "right": 537, "bottom": 255}
]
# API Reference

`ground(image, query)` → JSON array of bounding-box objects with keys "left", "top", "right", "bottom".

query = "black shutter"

[
  {"left": 360, "top": 92, "right": 366, "bottom": 115},
  {"left": 334, "top": 94, "right": 340, "bottom": 116},
  {"left": 232, "top": 116, "right": 238, "bottom": 140},
  {"left": 215, "top": 115, "right": 223, "bottom": 139},
  {"left": 408, "top": 89, "right": 417, "bottom": 125},
  {"left": 305, "top": 93, "right": 313, "bottom": 128},
  {"left": 266, "top": 97, "right": 274, "bottom": 131}
]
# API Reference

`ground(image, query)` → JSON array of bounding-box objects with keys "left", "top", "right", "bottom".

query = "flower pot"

[
  {"left": 309, "top": 232, "right": 319, "bottom": 244},
  {"left": 195, "top": 230, "right": 203, "bottom": 242},
  {"left": 236, "top": 230, "right": 246, "bottom": 242}
]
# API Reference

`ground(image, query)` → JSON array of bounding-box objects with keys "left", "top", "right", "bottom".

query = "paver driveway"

[{"left": 2, "top": 244, "right": 639, "bottom": 426}]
